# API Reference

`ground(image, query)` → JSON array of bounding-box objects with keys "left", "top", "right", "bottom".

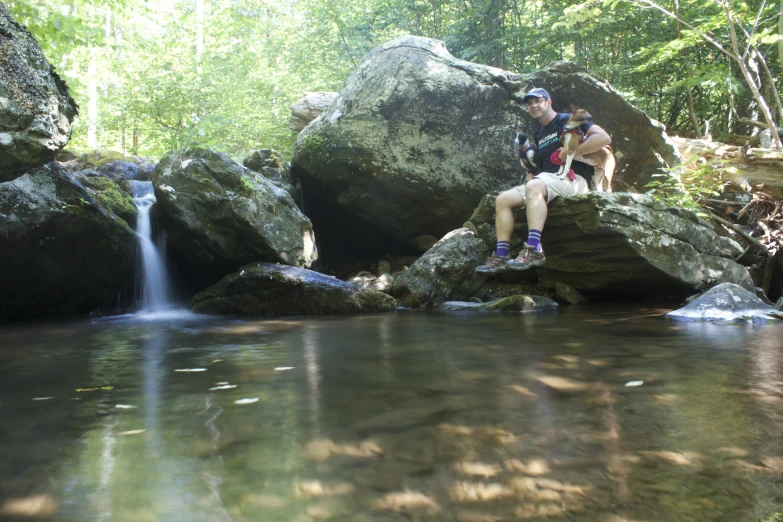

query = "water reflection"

[{"left": 0, "top": 307, "right": 781, "bottom": 521}]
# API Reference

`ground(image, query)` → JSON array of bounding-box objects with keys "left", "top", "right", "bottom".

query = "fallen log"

[{"left": 670, "top": 136, "right": 783, "bottom": 199}]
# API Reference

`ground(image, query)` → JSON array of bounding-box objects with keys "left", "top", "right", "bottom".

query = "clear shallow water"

[{"left": 0, "top": 305, "right": 781, "bottom": 522}]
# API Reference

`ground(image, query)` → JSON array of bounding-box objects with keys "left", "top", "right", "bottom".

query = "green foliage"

[
  {"left": 644, "top": 159, "right": 736, "bottom": 211},
  {"left": 6, "top": 0, "right": 782, "bottom": 161},
  {"left": 761, "top": 510, "right": 783, "bottom": 522}
]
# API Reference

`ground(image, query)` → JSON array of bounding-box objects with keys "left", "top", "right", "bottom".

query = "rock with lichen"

[
  {"left": 466, "top": 192, "right": 754, "bottom": 298},
  {"left": 0, "top": 163, "right": 136, "bottom": 320},
  {"left": 292, "top": 36, "right": 678, "bottom": 248},
  {"left": 392, "top": 228, "right": 487, "bottom": 308},
  {"left": 152, "top": 148, "right": 317, "bottom": 288},
  {"left": 0, "top": 5, "right": 78, "bottom": 181}
]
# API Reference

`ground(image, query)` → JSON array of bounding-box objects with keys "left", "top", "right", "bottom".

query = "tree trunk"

[
  {"left": 724, "top": 0, "right": 782, "bottom": 148},
  {"left": 196, "top": 0, "right": 204, "bottom": 74},
  {"left": 87, "top": 53, "right": 98, "bottom": 149}
]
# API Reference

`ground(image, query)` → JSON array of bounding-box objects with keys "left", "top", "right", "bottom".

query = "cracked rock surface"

[{"left": 0, "top": 5, "right": 77, "bottom": 181}]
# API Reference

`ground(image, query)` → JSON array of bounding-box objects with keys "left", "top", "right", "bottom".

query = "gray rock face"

[
  {"left": 468, "top": 192, "right": 754, "bottom": 298},
  {"left": 0, "top": 163, "right": 136, "bottom": 320},
  {"left": 0, "top": 6, "right": 78, "bottom": 181},
  {"left": 555, "top": 282, "right": 588, "bottom": 305},
  {"left": 439, "top": 294, "right": 559, "bottom": 313},
  {"left": 666, "top": 282, "right": 781, "bottom": 323},
  {"left": 63, "top": 150, "right": 156, "bottom": 182},
  {"left": 191, "top": 263, "right": 397, "bottom": 316},
  {"left": 242, "top": 148, "right": 298, "bottom": 198},
  {"left": 292, "top": 36, "right": 679, "bottom": 246},
  {"left": 392, "top": 228, "right": 487, "bottom": 308},
  {"left": 152, "top": 148, "right": 317, "bottom": 285}
]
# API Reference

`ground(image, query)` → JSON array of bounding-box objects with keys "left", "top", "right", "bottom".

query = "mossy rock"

[{"left": 80, "top": 176, "right": 137, "bottom": 225}]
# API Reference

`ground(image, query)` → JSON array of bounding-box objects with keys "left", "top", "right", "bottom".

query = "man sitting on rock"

[{"left": 475, "top": 88, "right": 612, "bottom": 274}]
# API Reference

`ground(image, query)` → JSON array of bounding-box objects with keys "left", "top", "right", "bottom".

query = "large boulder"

[
  {"left": 0, "top": 5, "right": 78, "bottom": 181},
  {"left": 392, "top": 228, "right": 487, "bottom": 308},
  {"left": 467, "top": 192, "right": 754, "bottom": 298},
  {"left": 292, "top": 36, "right": 679, "bottom": 250},
  {"left": 190, "top": 263, "right": 397, "bottom": 315},
  {"left": 0, "top": 163, "right": 137, "bottom": 320},
  {"left": 666, "top": 283, "right": 781, "bottom": 324},
  {"left": 152, "top": 148, "right": 317, "bottom": 286}
]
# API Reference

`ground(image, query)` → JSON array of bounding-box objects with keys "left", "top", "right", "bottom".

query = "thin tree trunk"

[
  {"left": 196, "top": 0, "right": 204, "bottom": 74},
  {"left": 723, "top": 0, "right": 782, "bottom": 147},
  {"left": 87, "top": 53, "right": 98, "bottom": 149},
  {"left": 779, "top": 0, "right": 783, "bottom": 71}
]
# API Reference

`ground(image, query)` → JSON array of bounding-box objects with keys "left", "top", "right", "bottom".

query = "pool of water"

[{"left": 0, "top": 305, "right": 781, "bottom": 521}]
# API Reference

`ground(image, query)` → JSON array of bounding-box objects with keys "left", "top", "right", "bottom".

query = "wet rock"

[
  {"left": 439, "top": 294, "right": 558, "bottom": 313},
  {"left": 190, "top": 263, "right": 396, "bottom": 316},
  {"left": 371, "top": 491, "right": 441, "bottom": 515},
  {"left": 775, "top": 297, "right": 783, "bottom": 311},
  {"left": 535, "top": 375, "right": 592, "bottom": 394},
  {"left": 0, "top": 5, "right": 78, "bottom": 180},
  {"left": 349, "top": 272, "right": 395, "bottom": 294},
  {"left": 468, "top": 192, "right": 754, "bottom": 298},
  {"left": 153, "top": 148, "right": 317, "bottom": 286},
  {"left": 306, "top": 498, "right": 352, "bottom": 520},
  {"left": 0, "top": 163, "right": 136, "bottom": 320},
  {"left": 292, "top": 36, "right": 677, "bottom": 245},
  {"left": 666, "top": 282, "right": 781, "bottom": 324},
  {"left": 555, "top": 282, "right": 587, "bottom": 304},
  {"left": 392, "top": 228, "right": 487, "bottom": 308}
]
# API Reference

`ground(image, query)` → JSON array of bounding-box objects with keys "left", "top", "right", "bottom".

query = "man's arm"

[{"left": 559, "top": 124, "right": 611, "bottom": 160}]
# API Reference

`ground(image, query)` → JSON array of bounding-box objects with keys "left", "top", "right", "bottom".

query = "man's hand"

[{"left": 557, "top": 146, "right": 567, "bottom": 162}]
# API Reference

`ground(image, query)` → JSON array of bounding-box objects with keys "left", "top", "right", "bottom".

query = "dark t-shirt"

[{"left": 535, "top": 112, "right": 594, "bottom": 184}]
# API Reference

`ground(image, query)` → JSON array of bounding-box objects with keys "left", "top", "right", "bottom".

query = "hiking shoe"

[
  {"left": 506, "top": 243, "right": 545, "bottom": 271},
  {"left": 475, "top": 253, "right": 511, "bottom": 275}
]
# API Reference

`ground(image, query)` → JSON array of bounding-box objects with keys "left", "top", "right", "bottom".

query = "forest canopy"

[{"left": 7, "top": 0, "right": 783, "bottom": 160}]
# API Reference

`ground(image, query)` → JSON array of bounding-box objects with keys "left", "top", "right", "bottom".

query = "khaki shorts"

[{"left": 514, "top": 171, "right": 589, "bottom": 203}]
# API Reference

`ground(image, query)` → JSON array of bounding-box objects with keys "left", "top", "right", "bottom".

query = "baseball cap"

[{"left": 521, "top": 88, "right": 551, "bottom": 103}]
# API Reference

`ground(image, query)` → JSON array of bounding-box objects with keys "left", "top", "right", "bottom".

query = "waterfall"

[{"left": 129, "top": 181, "right": 174, "bottom": 314}]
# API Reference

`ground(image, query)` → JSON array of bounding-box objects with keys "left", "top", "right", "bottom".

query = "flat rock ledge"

[
  {"left": 468, "top": 192, "right": 753, "bottom": 298},
  {"left": 439, "top": 295, "right": 559, "bottom": 313},
  {"left": 191, "top": 263, "right": 397, "bottom": 316},
  {"left": 666, "top": 283, "right": 782, "bottom": 324}
]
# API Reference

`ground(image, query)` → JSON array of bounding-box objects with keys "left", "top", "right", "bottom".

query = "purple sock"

[
  {"left": 496, "top": 241, "right": 510, "bottom": 257},
  {"left": 526, "top": 229, "right": 542, "bottom": 251}
]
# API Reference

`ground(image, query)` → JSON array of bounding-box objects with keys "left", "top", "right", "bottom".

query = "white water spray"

[{"left": 129, "top": 181, "right": 174, "bottom": 314}]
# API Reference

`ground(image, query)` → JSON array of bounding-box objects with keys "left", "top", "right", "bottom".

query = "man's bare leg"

[
  {"left": 495, "top": 188, "right": 526, "bottom": 242},
  {"left": 475, "top": 188, "right": 526, "bottom": 274},
  {"left": 506, "top": 179, "right": 548, "bottom": 270},
  {"left": 525, "top": 179, "right": 548, "bottom": 233}
]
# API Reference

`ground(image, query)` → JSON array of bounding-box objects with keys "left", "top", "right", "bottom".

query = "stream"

[{"left": 0, "top": 305, "right": 781, "bottom": 521}]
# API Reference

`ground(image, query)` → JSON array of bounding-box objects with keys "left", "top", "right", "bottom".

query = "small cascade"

[{"left": 129, "top": 181, "right": 175, "bottom": 314}]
